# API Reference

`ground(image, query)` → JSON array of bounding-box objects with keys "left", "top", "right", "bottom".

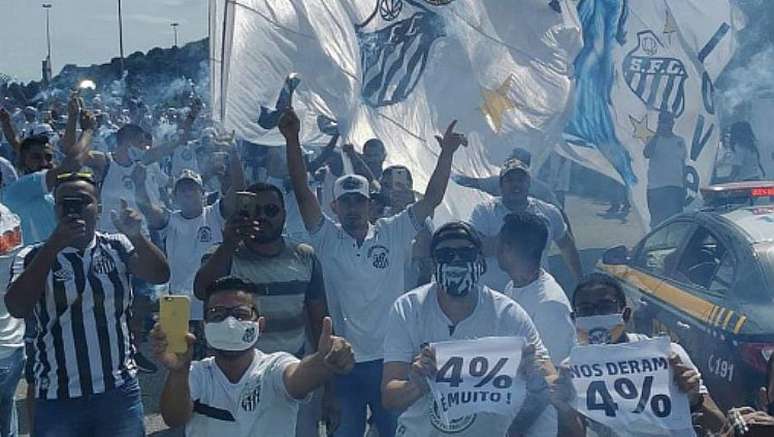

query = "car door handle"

[
  {"left": 676, "top": 321, "right": 691, "bottom": 330},
  {"left": 638, "top": 297, "right": 649, "bottom": 306}
]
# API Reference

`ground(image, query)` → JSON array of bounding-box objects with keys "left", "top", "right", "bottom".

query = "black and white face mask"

[{"left": 436, "top": 261, "right": 484, "bottom": 297}]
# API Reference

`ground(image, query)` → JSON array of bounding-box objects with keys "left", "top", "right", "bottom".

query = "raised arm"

[
  {"left": 141, "top": 100, "right": 201, "bottom": 165},
  {"left": 60, "top": 93, "right": 84, "bottom": 154},
  {"left": 151, "top": 323, "right": 195, "bottom": 428},
  {"left": 0, "top": 108, "right": 20, "bottom": 154},
  {"left": 308, "top": 134, "right": 339, "bottom": 173},
  {"left": 131, "top": 164, "right": 168, "bottom": 230},
  {"left": 411, "top": 120, "right": 466, "bottom": 222},
  {"left": 45, "top": 111, "right": 96, "bottom": 192},
  {"left": 283, "top": 317, "right": 354, "bottom": 399},
  {"left": 279, "top": 108, "right": 323, "bottom": 230},
  {"left": 220, "top": 134, "right": 245, "bottom": 218},
  {"left": 111, "top": 199, "right": 170, "bottom": 284}
]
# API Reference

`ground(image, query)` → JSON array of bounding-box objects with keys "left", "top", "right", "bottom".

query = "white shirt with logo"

[
  {"left": 504, "top": 270, "right": 575, "bottom": 365},
  {"left": 309, "top": 206, "right": 422, "bottom": 362},
  {"left": 186, "top": 349, "right": 302, "bottom": 437},
  {"left": 383, "top": 284, "right": 557, "bottom": 437},
  {"left": 158, "top": 202, "right": 225, "bottom": 320}
]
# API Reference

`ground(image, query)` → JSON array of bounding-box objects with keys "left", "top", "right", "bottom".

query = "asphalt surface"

[{"left": 16, "top": 194, "right": 648, "bottom": 436}]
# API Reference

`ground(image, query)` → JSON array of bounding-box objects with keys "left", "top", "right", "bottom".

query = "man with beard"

[
  {"left": 154, "top": 276, "right": 354, "bottom": 436},
  {"left": 382, "top": 221, "right": 559, "bottom": 436},
  {"left": 279, "top": 108, "right": 465, "bottom": 437},
  {"left": 193, "top": 182, "right": 329, "bottom": 435}
]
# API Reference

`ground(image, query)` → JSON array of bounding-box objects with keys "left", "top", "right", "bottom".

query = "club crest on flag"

[
  {"left": 622, "top": 30, "right": 688, "bottom": 117},
  {"left": 357, "top": 0, "right": 446, "bottom": 107}
]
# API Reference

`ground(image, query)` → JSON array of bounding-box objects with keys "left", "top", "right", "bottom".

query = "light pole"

[
  {"left": 42, "top": 3, "right": 52, "bottom": 80},
  {"left": 118, "top": 0, "right": 125, "bottom": 74},
  {"left": 171, "top": 22, "right": 179, "bottom": 47}
]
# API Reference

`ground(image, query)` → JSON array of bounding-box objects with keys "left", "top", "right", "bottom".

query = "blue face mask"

[{"left": 128, "top": 147, "right": 146, "bottom": 163}]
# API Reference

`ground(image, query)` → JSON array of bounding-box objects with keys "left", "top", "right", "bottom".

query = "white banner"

[
  {"left": 569, "top": 336, "right": 694, "bottom": 437},
  {"left": 430, "top": 336, "right": 525, "bottom": 425},
  {"left": 209, "top": 0, "right": 582, "bottom": 222},
  {"left": 563, "top": 0, "right": 738, "bottom": 226}
]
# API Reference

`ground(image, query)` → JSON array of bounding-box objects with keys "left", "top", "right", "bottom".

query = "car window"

[
  {"left": 671, "top": 227, "right": 734, "bottom": 293},
  {"left": 709, "top": 253, "right": 735, "bottom": 293},
  {"left": 634, "top": 222, "right": 693, "bottom": 276}
]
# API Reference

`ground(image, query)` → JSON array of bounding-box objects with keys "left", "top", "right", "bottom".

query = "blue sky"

[{"left": 0, "top": 0, "right": 208, "bottom": 81}]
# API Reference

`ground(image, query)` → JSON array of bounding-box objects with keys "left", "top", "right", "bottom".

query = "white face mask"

[
  {"left": 575, "top": 313, "right": 625, "bottom": 345},
  {"left": 204, "top": 316, "right": 260, "bottom": 351}
]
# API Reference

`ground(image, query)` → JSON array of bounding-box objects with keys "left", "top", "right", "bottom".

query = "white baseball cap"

[{"left": 334, "top": 174, "right": 370, "bottom": 200}]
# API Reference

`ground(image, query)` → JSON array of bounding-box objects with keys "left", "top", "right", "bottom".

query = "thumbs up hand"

[
  {"left": 317, "top": 317, "right": 354, "bottom": 374},
  {"left": 111, "top": 198, "right": 143, "bottom": 238}
]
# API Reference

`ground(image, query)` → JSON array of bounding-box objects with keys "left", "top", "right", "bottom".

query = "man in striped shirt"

[{"left": 5, "top": 172, "right": 170, "bottom": 437}]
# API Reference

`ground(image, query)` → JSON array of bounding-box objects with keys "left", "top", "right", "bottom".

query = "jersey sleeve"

[
  {"left": 383, "top": 296, "right": 417, "bottom": 364},
  {"left": 543, "top": 203, "right": 567, "bottom": 243},
  {"left": 506, "top": 300, "right": 551, "bottom": 364},
  {"left": 470, "top": 202, "right": 496, "bottom": 237},
  {"left": 188, "top": 361, "right": 204, "bottom": 401},
  {"left": 530, "top": 302, "right": 576, "bottom": 365},
  {"left": 2, "top": 170, "right": 48, "bottom": 204},
  {"left": 307, "top": 215, "right": 336, "bottom": 254},
  {"left": 109, "top": 234, "right": 136, "bottom": 264},
  {"left": 271, "top": 352, "right": 306, "bottom": 402},
  {"left": 9, "top": 245, "right": 40, "bottom": 285}
]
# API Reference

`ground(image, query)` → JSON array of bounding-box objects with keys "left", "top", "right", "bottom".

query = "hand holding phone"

[
  {"left": 235, "top": 191, "right": 258, "bottom": 218},
  {"left": 61, "top": 196, "right": 85, "bottom": 217},
  {"left": 159, "top": 296, "right": 191, "bottom": 354}
]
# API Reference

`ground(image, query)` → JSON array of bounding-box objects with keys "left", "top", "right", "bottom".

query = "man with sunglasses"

[
  {"left": 280, "top": 108, "right": 465, "bottom": 437},
  {"left": 5, "top": 172, "right": 170, "bottom": 437},
  {"left": 154, "top": 276, "right": 354, "bottom": 436},
  {"left": 194, "top": 181, "right": 330, "bottom": 435},
  {"left": 382, "top": 221, "right": 559, "bottom": 436},
  {"left": 552, "top": 274, "right": 726, "bottom": 436}
]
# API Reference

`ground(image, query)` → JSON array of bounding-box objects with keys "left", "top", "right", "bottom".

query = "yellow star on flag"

[
  {"left": 629, "top": 114, "right": 656, "bottom": 142},
  {"left": 481, "top": 76, "right": 517, "bottom": 134}
]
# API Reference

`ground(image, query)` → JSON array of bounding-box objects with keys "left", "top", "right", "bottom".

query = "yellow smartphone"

[
  {"left": 235, "top": 191, "right": 258, "bottom": 217},
  {"left": 159, "top": 295, "right": 191, "bottom": 354}
]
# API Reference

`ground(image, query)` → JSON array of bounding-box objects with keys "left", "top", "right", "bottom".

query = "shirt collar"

[{"left": 61, "top": 236, "right": 97, "bottom": 254}]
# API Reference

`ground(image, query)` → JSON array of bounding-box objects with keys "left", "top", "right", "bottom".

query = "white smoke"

[{"left": 718, "top": 45, "right": 774, "bottom": 113}]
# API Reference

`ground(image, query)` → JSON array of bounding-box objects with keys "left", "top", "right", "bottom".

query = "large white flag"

[
  {"left": 563, "top": 0, "right": 738, "bottom": 225},
  {"left": 210, "top": 0, "right": 582, "bottom": 221}
]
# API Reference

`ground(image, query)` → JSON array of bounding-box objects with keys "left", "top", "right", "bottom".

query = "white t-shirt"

[
  {"left": 0, "top": 157, "right": 18, "bottom": 189},
  {"left": 98, "top": 157, "right": 169, "bottom": 233},
  {"left": 384, "top": 284, "right": 557, "bottom": 437},
  {"left": 186, "top": 349, "right": 303, "bottom": 437},
  {"left": 503, "top": 270, "right": 575, "bottom": 365},
  {"left": 646, "top": 135, "right": 687, "bottom": 190},
  {"left": 0, "top": 204, "right": 24, "bottom": 358},
  {"left": 158, "top": 202, "right": 225, "bottom": 320},
  {"left": 470, "top": 197, "right": 567, "bottom": 291},
  {"left": 309, "top": 206, "right": 422, "bottom": 362}
]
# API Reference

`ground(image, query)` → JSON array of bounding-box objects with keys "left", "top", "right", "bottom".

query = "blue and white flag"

[
  {"left": 210, "top": 0, "right": 582, "bottom": 221},
  {"left": 563, "top": 0, "right": 738, "bottom": 225}
]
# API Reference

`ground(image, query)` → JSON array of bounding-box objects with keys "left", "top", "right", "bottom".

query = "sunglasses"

[
  {"left": 574, "top": 300, "right": 623, "bottom": 317},
  {"left": 433, "top": 247, "right": 479, "bottom": 264},
  {"left": 205, "top": 305, "right": 257, "bottom": 323}
]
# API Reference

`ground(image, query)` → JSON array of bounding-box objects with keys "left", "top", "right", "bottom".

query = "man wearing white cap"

[{"left": 279, "top": 108, "right": 465, "bottom": 437}]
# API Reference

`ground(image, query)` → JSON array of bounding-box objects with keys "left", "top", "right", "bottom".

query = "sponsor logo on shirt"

[
  {"left": 53, "top": 268, "right": 74, "bottom": 282},
  {"left": 368, "top": 245, "right": 390, "bottom": 269},
  {"left": 428, "top": 399, "right": 476, "bottom": 433},
  {"left": 197, "top": 226, "right": 213, "bottom": 243},
  {"left": 240, "top": 380, "right": 261, "bottom": 412}
]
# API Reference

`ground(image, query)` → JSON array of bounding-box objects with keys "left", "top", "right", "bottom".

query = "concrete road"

[{"left": 16, "top": 194, "right": 647, "bottom": 436}]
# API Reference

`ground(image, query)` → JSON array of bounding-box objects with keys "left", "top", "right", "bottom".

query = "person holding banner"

[
  {"left": 552, "top": 273, "right": 726, "bottom": 436},
  {"left": 382, "top": 221, "right": 559, "bottom": 436},
  {"left": 498, "top": 212, "right": 575, "bottom": 365},
  {"left": 280, "top": 108, "right": 465, "bottom": 437}
]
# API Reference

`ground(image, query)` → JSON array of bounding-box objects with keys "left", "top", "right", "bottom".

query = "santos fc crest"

[{"left": 622, "top": 30, "right": 688, "bottom": 117}]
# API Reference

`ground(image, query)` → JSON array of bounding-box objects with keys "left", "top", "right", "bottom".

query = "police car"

[{"left": 598, "top": 182, "right": 774, "bottom": 410}]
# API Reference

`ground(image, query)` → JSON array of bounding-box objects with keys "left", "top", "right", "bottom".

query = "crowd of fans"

[{"left": 0, "top": 86, "right": 770, "bottom": 437}]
